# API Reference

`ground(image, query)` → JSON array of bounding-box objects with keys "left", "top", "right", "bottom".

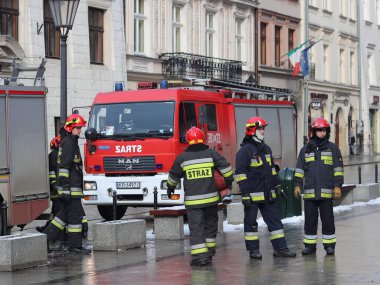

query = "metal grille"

[
  {"left": 160, "top": 52, "right": 242, "bottom": 81},
  {"left": 104, "top": 156, "right": 156, "bottom": 171}
]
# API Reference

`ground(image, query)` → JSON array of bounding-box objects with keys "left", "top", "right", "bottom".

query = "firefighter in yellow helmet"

[
  {"left": 294, "top": 117, "right": 344, "bottom": 255},
  {"left": 43, "top": 114, "right": 91, "bottom": 255},
  {"left": 234, "top": 117, "right": 296, "bottom": 259},
  {"left": 166, "top": 127, "right": 234, "bottom": 266}
]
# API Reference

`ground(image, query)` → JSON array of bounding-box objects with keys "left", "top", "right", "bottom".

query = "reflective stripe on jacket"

[
  {"left": 167, "top": 144, "right": 233, "bottom": 209},
  {"left": 57, "top": 134, "right": 84, "bottom": 198},
  {"left": 234, "top": 138, "right": 278, "bottom": 203},
  {"left": 294, "top": 140, "right": 344, "bottom": 200}
]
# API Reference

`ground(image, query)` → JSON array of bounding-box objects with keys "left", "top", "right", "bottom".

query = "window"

[
  {"left": 134, "top": 0, "right": 145, "bottom": 53},
  {"left": 368, "top": 53, "right": 376, "bottom": 85},
  {"left": 340, "top": 0, "right": 346, "bottom": 16},
  {"left": 179, "top": 102, "right": 197, "bottom": 140},
  {"left": 205, "top": 104, "right": 217, "bottom": 131},
  {"left": 349, "top": 0, "right": 356, "bottom": 20},
  {"left": 89, "top": 7, "right": 104, "bottom": 64},
  {"left": 260, "top": 22, "right": 267, "bottom": 65},
  {"left": 323, "top": 44, "right": 330, "bottom": 81},
  {"left": 172, "top": 5, "right": 182, "bottom": 52},
  {"left": 340, "top": 49, "right": 345, "bottom": 83},
  {"left": 0, "top": 0, "right": 19, "bottom": 39},
  {"left": 275, "top": 26, "right": 281, "bottom": 67},
  {"left": 206, "top": 12, "right": 215, "bottom": 57},
  {"left": 322, "top": 0, "right": 329, "bottom": 10},
  {"left": 44, "top": 0, "right": 60, "bottom": 58},
  {"left": 364, "top": 0, "right": 370, "bottom": 21},
  {"left": 235, "top": 19, "right": 243, "bottom": 61},
  {"left": 288, "top": 29, "right": 294, "bottom": 68},
  {"left": 350, "top": 51, "right": 355, "bottom": 85}
]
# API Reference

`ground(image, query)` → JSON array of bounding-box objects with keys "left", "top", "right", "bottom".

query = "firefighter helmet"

[
  {"left": 311, "top": 117, "right": 331, "bottom": 137},
  {"left": 50, "top": 135, "right": 61, "bottom": 149},
  {"left": 186, "top": 127, "right": 204, "bottom": 145},
  {"left": 245, "top": 117, "right": 268, "bottom": 136},
  {"left": 64, "top": 114, "right": 86, "bottom": 133},
  {"left": 311, "top": 117, "right": 330, "bottom": 129}
]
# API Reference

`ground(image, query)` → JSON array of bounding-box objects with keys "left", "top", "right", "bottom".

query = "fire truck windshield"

[{"left": 89, "top": 101, "right": 175, "bottom": 139}]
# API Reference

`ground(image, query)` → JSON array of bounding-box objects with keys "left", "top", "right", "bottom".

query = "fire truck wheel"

[{"left": 97, "top": 205, "right": 128, "bottom": 221}]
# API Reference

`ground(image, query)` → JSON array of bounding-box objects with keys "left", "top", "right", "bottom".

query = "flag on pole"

[
  {"left": 287, "top": 40, "right": 309, "bottom": 76},
  {"left": 300, "top": 48, "right": 310, "bottom": 77}
]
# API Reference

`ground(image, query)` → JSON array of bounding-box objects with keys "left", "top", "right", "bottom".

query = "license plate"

[{"left": 116, "top": 182, "right": 141, "bottom": 189}]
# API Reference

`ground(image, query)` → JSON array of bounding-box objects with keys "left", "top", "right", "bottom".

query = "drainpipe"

[
  {"left": 357, "top": 0, "right": 362, "bottom": 122},
  {"left": 303, "top": 0, "right": 309, "bottom": 145},
  {"left": 254, "top": 6, "right": 259, "bottom": 85}
]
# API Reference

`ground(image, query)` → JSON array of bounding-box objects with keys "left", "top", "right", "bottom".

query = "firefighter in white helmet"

[{"left": 234, "top": 117, "right": 296, "bottom": 259}]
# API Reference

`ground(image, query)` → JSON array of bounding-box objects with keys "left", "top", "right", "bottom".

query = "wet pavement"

[
  {"left": 2, "top": 154, "right": 380, "bottom": 285},
  {"left": 2, "top": 202, "right": 380, "bottom": 285}
]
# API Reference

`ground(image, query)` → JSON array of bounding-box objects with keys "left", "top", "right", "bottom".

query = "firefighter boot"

[
  {"left": 208, "top": 248, "right": 216, "bottom": 261},
  {"left": 36, "top": 226, "right": 46, "bottom": 233},
  {"left": 249, "top": 250, "right": 262, "bottom": 260},
  {"left": 190, "top": 259, "right": 210, "bottom": 266},
  {"left": 302, "top": 245, "right": 316, "bottom": 255},
  {"left": 325, "top": 247, "right": 335, "bottom": 255},
  {"left": 190, "top": 253, "right": 211, "bottom": 266},
  {"left": 69, "top": 247, "right": 92, "bottom": 255},
  {"left": 273, "top": 248, "right": 296, "bottom": 258}
]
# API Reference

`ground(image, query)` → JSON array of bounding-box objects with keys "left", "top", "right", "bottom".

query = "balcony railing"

[{"left": 160, "top": 52, "right": 242, "bottom": 81}]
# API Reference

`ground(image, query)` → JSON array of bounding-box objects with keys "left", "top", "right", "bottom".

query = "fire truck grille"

[{"left": 103, "top": 156, "right": 156, "bottom": 171}]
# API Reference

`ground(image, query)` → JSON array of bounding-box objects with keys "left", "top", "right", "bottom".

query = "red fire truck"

[
  {"left": 0, "top": 70, "right": 49, "bottom": 233},
  {"left": 83, "top": 80, "right": 297, "bottom": 220}
]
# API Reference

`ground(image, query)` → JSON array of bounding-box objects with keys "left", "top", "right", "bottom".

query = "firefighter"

[
  {"left": 166, "top": 127, "right": 234, "bottom": 266},
  {"left": 234, "top": 117, "right": 296, "bottom": 259},
  {"left": 294, "top": 117, "right": 343, "bottom": 255},
  {"left": 43, "top": 114, "right": 91, "bottom": 255},
  {"left": 36, "top": 136, "right": 62, "bottom": 234}
]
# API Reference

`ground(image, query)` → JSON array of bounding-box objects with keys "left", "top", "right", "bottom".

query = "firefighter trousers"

[
  {"left": 187, "top": 205, "right": 218, "bottom": 262},
  {"left": 43, "top": 198, "right": 83, "bottom": 248},
  {"left": 304, "top": 199, "right": 336, "bottom": 248},
  {"left": 244, "top": 201, "right": 287, "bottom": 252}
]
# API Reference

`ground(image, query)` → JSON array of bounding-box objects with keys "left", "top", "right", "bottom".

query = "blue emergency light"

[
  {"left": 160, "top": 80, "right": 168, "bottom": 89},
  {"left": 115, "top": 82, "right": 123, "bottom": 91}
]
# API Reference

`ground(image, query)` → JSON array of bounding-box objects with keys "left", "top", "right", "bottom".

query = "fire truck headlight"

[
  {"left": 84, "top": 181, "right": 97, "bottom": 190},
  {"left": 160, "top": 180, "right": 181, "bottom": 190}
]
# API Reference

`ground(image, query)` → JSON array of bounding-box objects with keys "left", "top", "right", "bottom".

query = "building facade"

[
  {"left": 359, "top": 0, "right": 380, "bottom": 154},
  {"left": 300, "top": 0, "right": 360, "bottom": 155},
  {"left": 125, "top": 0, "right": 260, "bottom": 88},
  {"left": 0, "top": 0, "right": 126, "bottom": 141}
]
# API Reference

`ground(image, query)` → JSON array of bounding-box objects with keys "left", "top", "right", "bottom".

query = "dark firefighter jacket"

[
  {"left": 57, "top": 134, "right": 84, "bottom": 198},
  {"left": 167, "top": 144, "right": 234, "bottom": 209},
  {"left": 234, "top": 137, "right": 279, "bottom": 203},
  {"left": 294, "top": 139, "right": 344, "bottom": 200},
  {"left": 48, "top": 148, "right": 59, "bottom": 198}
]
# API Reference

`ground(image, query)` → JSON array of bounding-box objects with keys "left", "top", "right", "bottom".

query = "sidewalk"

[
  {"left": 342, "top": 153, "right": 380, "bottom": 165},
  {"left": 2, "top": 199, "right": 380, "bottom": 285}
]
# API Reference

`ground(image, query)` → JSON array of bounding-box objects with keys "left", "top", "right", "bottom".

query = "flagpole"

[{"left": 303, "top": 0, "right": 309, "bottom": 146}]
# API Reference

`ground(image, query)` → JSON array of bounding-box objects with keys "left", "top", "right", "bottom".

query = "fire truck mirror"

[
  {"left": 85, "top": 127, "right": 97, "bottom": 142},
  {"left": 180, "top": 136, "right": 187, "bottom": 144},
  {"left": 199, "top": 105, "right": 209, "bottom": 125}
]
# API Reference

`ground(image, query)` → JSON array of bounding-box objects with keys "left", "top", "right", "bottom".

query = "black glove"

[
  {"left": 60, "top": 188, "right": 71, "bottom": 202},
  {"left": 242, "top": 195, "right": 252, "bottom": 208},
  {"left": 82, "top": 221, "right": 88, "bottom": 239},
  {"left": 167, "top": 187, "right": 175, "bottom": 199},
  {"left": 275, "top": 185, "right": 287, "bottom": 199}
]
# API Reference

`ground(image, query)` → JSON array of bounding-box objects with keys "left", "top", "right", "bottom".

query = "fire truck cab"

[{"left": 83, "top": 80, "right": 297, "bottom": 220}]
